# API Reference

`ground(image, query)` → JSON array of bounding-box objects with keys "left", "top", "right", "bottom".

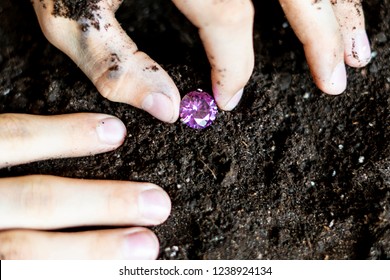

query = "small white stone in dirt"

[
  {"left": 185, "top": 178, "right": 190, "bottom": 183},
  {"left": 177, "top": 184, "right": 182, "bottom": 189},
  {"left": 211, "top": 235, "right": 224, "bottom": 242},
  {"left": 170, "top": 252, "right": 176, "bottom": 257},
  {"left": 329, "top": 220, "right": 335, "bottom": 228},
  {"left": 282, "top": 22, "right": 289, "bottom": 28},
  {"left": 172, "top": 246, "right": 179, "bottom": 251},
  {"left": 303, "top": 92, "right": 310, "bottom": 99},
  {"left": 164, "top": 246, "right": 179, "bottom": 258},
  {"left": 359, "top": 156, "right": 365, "bottom": 163},
  {"left": 310, "top": 181, "right": 316, "bottom": 187},
  {"left": 1, "top": 88, "right": 10, "bottom": 96},
  {"left": 338, "top": 144, "right": 344, "bottom": 150},
  {"left": 371, "top": 51, "right": 378, "bottom": 59},
  {"left": 332, "top": 170, "right": 336, "bottom": 177}
]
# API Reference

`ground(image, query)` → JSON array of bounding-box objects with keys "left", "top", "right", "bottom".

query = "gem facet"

[{"left": 180, "top": 90, "right": 218, "bottom": 129}]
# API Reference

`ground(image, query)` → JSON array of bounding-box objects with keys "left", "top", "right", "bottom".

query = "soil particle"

[
  {"left": 108, "top": 65, "right": 119, "bottom": 72},
  {"left": 38, "top": 0, "right": 47, "bottom": 9},
  {"left": 144, "top": 65, "right": 160, "bottom": 72},
  {"left": 351, "top": 38, "right": 360, "bottom": 61},
  {"left": 375, "top": 32, "right": 388, "bottom": 43},
  {"left": 105, "top": 53, "right": 120, "bottom": 72},
  {"left": 104, "top": 23, "right": 112, "bottom": 30}
]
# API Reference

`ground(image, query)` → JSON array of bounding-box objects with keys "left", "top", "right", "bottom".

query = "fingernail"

[
  {"left": 142, "top": 93, "right": 174, "bottom": 123},
  {"left": 328, "top": 62, "right": 347, "bottom": 95},
  {"left": 139, "top": 188, "right": 171, "bottom": 224},
  {"left": 96, "top": 118, "right": 126, "bottom": 145},
  {"left": 352, "top": 31, "right": 371, "bottom": 65},
  {"left": 124, "top": 230, "right": 159, "bottom": 260},
  {"left": 224, "top": 88, "right": 244, "bottom": 111}
]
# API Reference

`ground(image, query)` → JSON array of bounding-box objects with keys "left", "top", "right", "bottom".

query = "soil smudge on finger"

[{"left": 52, "top": 0, "right": 102, "bottom": 30}]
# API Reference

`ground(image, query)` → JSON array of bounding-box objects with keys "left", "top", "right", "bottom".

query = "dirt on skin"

[
  {"left": 0, "top": 0, "right": 389, "bottom": 259},
  {"left": 51, "top": 0, "right": 103, "bottom": 31},
  {"left": 51, "top": 0, "right": 101, "bottom": 20}
]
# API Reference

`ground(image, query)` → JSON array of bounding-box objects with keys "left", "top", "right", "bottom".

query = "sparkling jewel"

[{"left": 180, "top": 90, "right": 218, "bottom": 129}]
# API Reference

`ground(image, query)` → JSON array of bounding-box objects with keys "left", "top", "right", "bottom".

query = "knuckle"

[
  {"left": 0, "top": 231, "right": 30, "bottom": 260},
  {"left": 0, "top": 114, "right": 30, "bottom": 146},
  {"left": 208, "top": 0, "right": 254, "bottom": 26},
  {"left": 88, "top": 230, "right": 117, "bottom": 259},
  {"left": 107, "top": 185, "right": 139, "bottom": 222},
  {"left": 19, "top": 176, "right": 54, "bottom": 226},
  {"left": 95, "top": 75, "right": 121, "bottom": 102},
  {"left": 0, "top": 114, "right": 30, "bottom": 168}
]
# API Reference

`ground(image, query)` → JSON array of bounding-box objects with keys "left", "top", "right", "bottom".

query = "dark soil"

[{"left": 1, "top": 0, "right": 389, "bottom": 259}]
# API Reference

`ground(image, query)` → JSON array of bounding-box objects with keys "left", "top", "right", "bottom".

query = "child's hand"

[
  {"left": 0, "top": 113, "right": 171, "bottom": 259},
  {"left": 32, "top": 0, "right": 371, "bottom": 122},
  {"left": 32, "top": 0, "right": 255, "bottom": 121},
  {"left": 280, "top": 0, "right": 371, "bottom": 94}
]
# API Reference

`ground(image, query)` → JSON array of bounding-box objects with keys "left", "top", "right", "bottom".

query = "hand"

[
  {"left": 279, "top": 0, "right": 371, "bottom": 95},
  {"left": 0, "top": 113, "right": 171, "bottom": 259},
  {"left": 31, "top": 0, "right": 255, "bottom": 121}
]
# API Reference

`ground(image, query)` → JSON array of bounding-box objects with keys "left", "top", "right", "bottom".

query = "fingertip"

[
  {"left": 176, "top": 0, "right": 253, "bottom": 113},
  {"left": 344, "top": 31, "right": 372, "bottom": 68},
  {"left": 123, "top": 228, "right": 160, "bottom": 260},
  {"left": 216, "top": 88, "right": 244, "bottom": 111},
  {"left": 141, "top": 92, "right": 179, "bottom": 123},
  {"left": 139, "top": 184, "right": 172, "bottom": 225},
  {"left": 211, "top": 66, "right": 251, "bottom": 111},
  {"left": 316, "top": 62, "right": 347, "bottom": 95},
  {"left": 96, "top": 117, "right": 127, "bottom": 146}
]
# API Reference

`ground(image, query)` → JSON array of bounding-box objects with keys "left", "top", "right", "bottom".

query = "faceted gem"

[{"left": 180, "top": 90, "right": 218, "bottom": 129}]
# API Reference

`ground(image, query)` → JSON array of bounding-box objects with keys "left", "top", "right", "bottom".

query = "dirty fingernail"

[
  {"left": 124, "top": 230, "right": 159, "bottom": 260},
  {"left": 352, "top": 31, "right": 372, "bottom": 65},
  {"left": 139, "top": 188, "right": 171, "bottom": 224},
  {"left": 96, "top": 118, "right": 127, "bottom": 145},
  {"left": 328, "top": 62, "right": 347, "bottom": 95},
  {"left": 142, "top": 93, "right": 175, "bottom": 123},
  {"left": 224, "top": 88, "right": 244, "bottom": 111}
]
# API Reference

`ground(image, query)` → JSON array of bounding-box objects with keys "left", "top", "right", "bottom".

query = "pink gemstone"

[{"left": 180, "top": 90, "right": 218, "bottom": 129}]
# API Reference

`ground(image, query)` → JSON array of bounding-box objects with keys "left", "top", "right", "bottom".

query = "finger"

[
  {"left": 279, "top": 0, "right": 347, "bottom": 95},
  {"left": 0, "top": 175, "right": 171, "bottom": 229},
  {"left": 32, "top": 0, "right": 180, "bottom": 123},
  {"left": 330, "top": 0, "right": 371, "bottom": 67},
  {"left": 0, "top": 228, "right": 159, "bottom": 259},
  {"left": 172, "top": 0, "right": 255, "bottom": 110},
  {"left": 0, "top": 113, "right": 126, "bottom": 168}
]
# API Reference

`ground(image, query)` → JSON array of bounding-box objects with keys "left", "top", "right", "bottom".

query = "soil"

[{"left": 0, "top": 0, "right": 389, "bottom": 259}]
